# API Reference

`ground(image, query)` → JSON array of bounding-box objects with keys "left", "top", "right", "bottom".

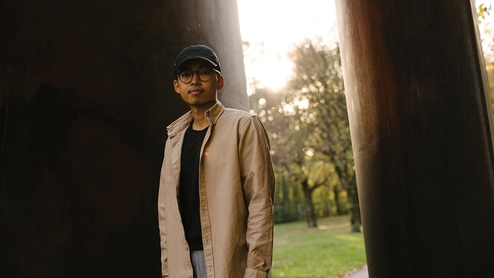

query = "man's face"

[{"left": 173, "top": 59, "right": 224, "bottom": 109}]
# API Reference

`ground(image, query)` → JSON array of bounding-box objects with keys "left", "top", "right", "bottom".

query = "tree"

[
  {"left": 246, "top": 38, "right": 361, "bottom": 231},
  {"left": 249, "top": 87, "right": 323, "bottom": 227},
  {"left": 282, "top": 38, "right": 362, "bottom": 232},
  {"left": 476, "top": 0, "right": 494, "bottom": 112},
  {"left": 477, "top": 0, "right": 493, "bottom": 60}
]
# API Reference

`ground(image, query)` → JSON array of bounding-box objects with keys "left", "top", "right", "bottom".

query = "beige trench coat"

[{"left": 158, "top": 101, "right": 275, "bottom": 278}]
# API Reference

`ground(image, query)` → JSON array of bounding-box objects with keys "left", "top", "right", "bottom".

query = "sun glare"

[
  {"left": 247, "top": 56, "right": 293, "bottom": 92},
  {"left": 237, "top": 0, "right": 337, "bottom": 94}
]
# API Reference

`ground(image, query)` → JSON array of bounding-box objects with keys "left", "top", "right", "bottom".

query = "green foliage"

[
  {"left": 487, "top": 63, "right": 494, "bottom": 113},
  {"left": 282, "top": 38, "right": 361, "bottom": 231},
  {"left": 476, "top": 0, "right": 494, "bottom": 114},
  {"left": 272, "top": 217, "right": 366, "bottom": 278},
  {"left": 272, "top": 172, "right": 345, "bottom": 224},
  {"left": 273, "top": 173, "right": 304, "bottom": 223},
  {"left": 249, "top": 38, "right": 360, "bottom": 229},
  {"left": 476, "top": 0, "right": 494, "bottom": 59}
]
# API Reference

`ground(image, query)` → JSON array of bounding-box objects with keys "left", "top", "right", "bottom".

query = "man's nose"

[{"left": 190, "top": 71, "right": 201, "bottom": 84}]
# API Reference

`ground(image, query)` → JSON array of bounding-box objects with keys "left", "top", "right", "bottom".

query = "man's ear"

[
  {"left": 173, "top": 80, "right": 181, "bottom": 94},
  {"left": 217, "top": 75, "right": 225, "bottom": 90}
]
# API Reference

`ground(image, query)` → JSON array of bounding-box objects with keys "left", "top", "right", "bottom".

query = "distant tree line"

[
  {"left": 244, "top": 2, "right": 494, "bottom": 232},
  {"left": 247, "top": 38, "right": 361, "bottom": 232}
]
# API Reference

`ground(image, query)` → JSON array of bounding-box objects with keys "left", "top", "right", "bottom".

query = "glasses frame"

[{"left": 176, "top": 68, "right": 221, "bottom": 84}]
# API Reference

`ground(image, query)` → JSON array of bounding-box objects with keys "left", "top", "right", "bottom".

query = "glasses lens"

[
  {"left": 178, "top": 69, "right": 214, "bottom": 84},
  {"left": 198, "top": 69, "right": 212, "bottom": 82},
  {"left": 179, "top": 71, "right": 192, "bottom": 84}
]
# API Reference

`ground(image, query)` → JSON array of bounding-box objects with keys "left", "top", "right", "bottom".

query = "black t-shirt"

[{"left": 179, "top": 124, "right": 207, "bottom": 251}]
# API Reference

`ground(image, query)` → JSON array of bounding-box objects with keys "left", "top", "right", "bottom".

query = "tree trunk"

[
  {"left": 341, "top": 178, "right": 362, "bottom": 232},
  {"left": 333, "top": 183, "right": 343, "bottom": 216},
  {"left": 335, "top": 165, "right": 361, "bottom": 232},
  {"left": 301, "top": 179, "right": 317, "bottom": 228}
]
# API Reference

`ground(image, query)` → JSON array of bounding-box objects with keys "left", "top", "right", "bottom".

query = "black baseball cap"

[{"left": 174, "top": 45, "right": 221, "bottom": 73}]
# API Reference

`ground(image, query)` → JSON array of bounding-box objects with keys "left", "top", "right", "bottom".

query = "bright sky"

[
  {"left": 236, "top": 0, "right": 338, "bottom": 92},
  {"left": 237, "top": 0, "right": 494, "bottom": 93}
]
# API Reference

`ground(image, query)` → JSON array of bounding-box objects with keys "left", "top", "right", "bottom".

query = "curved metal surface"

[{"left": 336, "top": 0, "right": 494, "bottom": 276}]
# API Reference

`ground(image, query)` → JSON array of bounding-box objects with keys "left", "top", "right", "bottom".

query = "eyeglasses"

[{"left": 176, "top": 68, "right": 220, "bottom": 84}]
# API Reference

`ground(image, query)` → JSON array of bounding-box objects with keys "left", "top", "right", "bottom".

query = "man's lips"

[{"left": 188, "top": 88, "right": 203, "bottom": 95}]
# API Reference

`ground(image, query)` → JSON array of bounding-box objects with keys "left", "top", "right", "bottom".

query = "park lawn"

[{"left": 272, "top": 216, "right": 367, "bottom": 278}]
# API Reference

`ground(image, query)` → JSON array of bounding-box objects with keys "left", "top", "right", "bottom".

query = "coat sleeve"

[
  {"left": 158, "top": 146, "right": 169, "bottom": 278},
  {"left": 238, "top": 116, "right": 276, "bottom": 278}
]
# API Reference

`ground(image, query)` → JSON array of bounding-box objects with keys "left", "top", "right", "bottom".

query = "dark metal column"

[
  {"left": 0, "top": 0, "right": 246, "bottom": 276},
  {"left": 162, "top": 0, "right": 249, "bottom": 111},
  {"left": 335, "top": 0, "right": 494, "bottom": 277}
]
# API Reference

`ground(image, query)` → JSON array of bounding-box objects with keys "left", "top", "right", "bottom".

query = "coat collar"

[{"left": 166, "top": 100, "right": 225, "bottom": 137}]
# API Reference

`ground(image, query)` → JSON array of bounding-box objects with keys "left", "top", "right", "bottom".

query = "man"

[{"left": 158, "top": 44, "right": 275, "bottom": 278}]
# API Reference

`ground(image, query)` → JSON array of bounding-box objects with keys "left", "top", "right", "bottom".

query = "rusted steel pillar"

[
  {"left": 335, "top": 0, "right": 494, "bottom": 277},
  {"left": 163, "top": 0, "right": 249, "bottom": 111},
  {"left": 0, "top": 0, "right": 246, "bottom": 276}
]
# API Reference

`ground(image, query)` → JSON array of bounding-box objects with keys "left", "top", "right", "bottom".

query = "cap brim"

[{"left": 175, "top": 57, "right": 219, "bottom": 72}]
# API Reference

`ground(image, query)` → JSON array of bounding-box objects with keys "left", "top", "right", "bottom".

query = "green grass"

[{"left": 272, "top": 216, "right": 367, "bottom": 278}]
